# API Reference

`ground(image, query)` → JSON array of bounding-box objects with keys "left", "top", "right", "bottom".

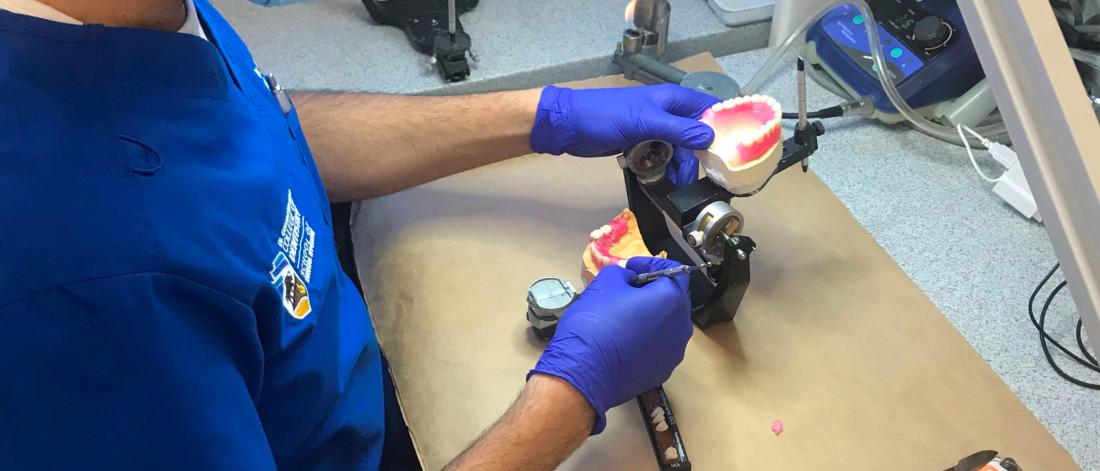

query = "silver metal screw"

[
  {"left": 736, "top": 249, "right": 747, "bottom": 260},
  {"left": 686, "top": 230, "right": 704, "bottom": 247},
  {"left": 448, "top": 0, "right": 457, "bottom": 35}
]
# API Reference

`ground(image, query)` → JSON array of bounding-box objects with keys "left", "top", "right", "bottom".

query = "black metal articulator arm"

[
  {"left": 620, "top": 114, "right": 824, "bottom": 326},
  {"left": 617, "top": 49, "right": 826, "bottom": 326}
]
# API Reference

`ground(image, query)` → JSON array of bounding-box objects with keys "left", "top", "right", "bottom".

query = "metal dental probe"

[
  {"left": 797, "top": 57, "right": 808, "bottom": 130},
  {"left": 447, "top": 0, "right": 457, "bottom": 36},
  {"left": 797, "top": 57, "right": 810, "bottom": 172},
  {"left": 630, "top": 263, "right": 710, "bottom": 286}
]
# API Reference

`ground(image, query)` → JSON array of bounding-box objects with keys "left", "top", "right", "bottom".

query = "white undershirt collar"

[{"left": 0, "top": 0, "right": 208, "bottom": 40}]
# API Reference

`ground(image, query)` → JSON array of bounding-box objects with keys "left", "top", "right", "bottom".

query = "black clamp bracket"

[
  {"left": 361, "top": 0, "right": 480, "bottom": 82},
  {"left": 622, "top": 120, "right": 824, "bottom": 327},
  {"left": 776, "top": 121, "right": 826, "bottom": 175},
  {"left": 624, "top": 166, "right": 755, "bottom": 327}
]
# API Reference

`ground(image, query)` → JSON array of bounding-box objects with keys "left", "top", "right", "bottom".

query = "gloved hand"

[
  {"left": 530, "top": 84, "right": 720, "bottom": 187},
  {"left": 529, "top": 256, "right": 693, "bottom": 434}
]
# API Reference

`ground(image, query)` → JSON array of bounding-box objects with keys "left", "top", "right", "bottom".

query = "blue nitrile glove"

[
  {"left": 530, "top": 84, "right": 719, "bottom": 187},
  {"left": 529, "top": 256, "right": 693, "bottom": 434}
]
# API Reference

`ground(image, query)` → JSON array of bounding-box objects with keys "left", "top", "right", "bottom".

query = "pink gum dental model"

[{"left": 696, "top": 94, "right": 782, "bottom": 194}]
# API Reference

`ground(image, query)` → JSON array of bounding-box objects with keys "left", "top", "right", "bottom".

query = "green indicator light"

[
  {"left": 853, "top": 15, "right": 864, "bottom": 24},
  {"left": 890, "top": 47, "right": 903, "bottom": 58},
  {"left": 871, "top": 63, "right": 879, "bottom": 72}
]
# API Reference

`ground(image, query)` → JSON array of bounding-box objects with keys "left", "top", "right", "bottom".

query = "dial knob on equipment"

[{"left": 913, "top": 16, "right": 951, "bottom": 49}]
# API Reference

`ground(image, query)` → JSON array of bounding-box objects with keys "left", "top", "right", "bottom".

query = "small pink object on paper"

[{"left": 770, "top": 419, "right": 784, "bottom": 436}]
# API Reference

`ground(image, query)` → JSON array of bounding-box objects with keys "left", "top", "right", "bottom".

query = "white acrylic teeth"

[
  {"left": 696, "top": 93, "right": 783, "bottom": 193},
  {"left": 589, "top": 225, "right": 614, "bottom": 241}
]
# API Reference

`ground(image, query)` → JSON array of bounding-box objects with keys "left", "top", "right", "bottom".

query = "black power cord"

[
  {"left": 1029, "top": 263, "right": 1100, "bottom": 390},
  {"left": 781, "top": 106, "right": 844, "bottom": 120},
  {"left": 1051, "top": 0, "right": 1100, "bottom": 52},
  {"left": 781, "top": 99, "right": 872, "bottom": 121}
]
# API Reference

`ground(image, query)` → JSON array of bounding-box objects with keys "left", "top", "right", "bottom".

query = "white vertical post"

[{"left": 958, "top": 0, "right": 1100, "bottom": 353}]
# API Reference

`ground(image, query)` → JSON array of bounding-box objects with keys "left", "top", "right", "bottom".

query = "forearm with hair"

[
  {"left": 292, "top": 89, "right": 541, "bottom": 202},
  {"left": 444, "top": 374, "right": 594, "bottom": 471}
]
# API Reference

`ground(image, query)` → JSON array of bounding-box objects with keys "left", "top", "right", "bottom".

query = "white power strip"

[
  {"left": 958, "top": 124, "right": 1042, "bottom": 222},
  {"left": 707, "top": 0, "right": 775, "bottom": 27}
]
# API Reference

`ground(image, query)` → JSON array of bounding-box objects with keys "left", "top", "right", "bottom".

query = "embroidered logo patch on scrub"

[{"left": 270, "top": 189, "right": 316, "bottom": 319}]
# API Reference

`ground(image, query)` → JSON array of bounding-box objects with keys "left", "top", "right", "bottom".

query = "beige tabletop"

[{"left": 355, "top": 54, "right": 1079, "bottom": 471}]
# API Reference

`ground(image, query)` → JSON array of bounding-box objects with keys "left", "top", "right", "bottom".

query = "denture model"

[
  {"left": 582, "top": 208, "right": 666, "bottom": 284},
  {"left": 695, "top": 94, "right": 782, "bottom": 194}
]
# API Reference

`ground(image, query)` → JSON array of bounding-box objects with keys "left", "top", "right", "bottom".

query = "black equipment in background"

[{"left": 361, "top": 0, "right": 481, "bottom": 82}]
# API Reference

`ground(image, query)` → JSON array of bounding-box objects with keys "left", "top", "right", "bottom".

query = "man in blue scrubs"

[{"left": 0, "top": 1, "right": 719, "bottom": 469}]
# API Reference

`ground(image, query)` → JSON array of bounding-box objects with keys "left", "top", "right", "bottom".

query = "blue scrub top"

[{"left": 0, "top": 2, "right": 385, "bottom": 469}]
